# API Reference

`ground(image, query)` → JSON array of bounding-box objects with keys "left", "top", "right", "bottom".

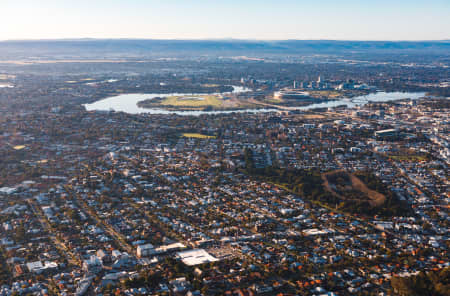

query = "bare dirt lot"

[{"left": 322, "top": 170, "right": 386, "bottom": 207}]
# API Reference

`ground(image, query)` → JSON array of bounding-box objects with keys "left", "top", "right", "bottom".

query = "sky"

[{"left": 1, "top": 0, "right": 449, "bottom": 41}]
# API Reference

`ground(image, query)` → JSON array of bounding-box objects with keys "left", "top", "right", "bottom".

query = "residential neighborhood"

[{"left": 1, "top": 89, "right": 448, "bottom": 295}]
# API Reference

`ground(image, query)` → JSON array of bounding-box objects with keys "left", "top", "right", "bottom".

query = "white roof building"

[{"left": 177, "top": 249, "right": 218, "bottom": 266}]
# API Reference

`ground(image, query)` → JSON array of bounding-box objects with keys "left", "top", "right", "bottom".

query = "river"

[
  {"left": 84, "top": 87, "right": 425, "bottom": 116},
  {"left": 0, "top": 84, "right": 14, "bottom": 88}
]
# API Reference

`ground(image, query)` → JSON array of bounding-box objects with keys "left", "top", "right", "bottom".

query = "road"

[{"left": 26, "top": 199, "right": 82, "bottom": 267}]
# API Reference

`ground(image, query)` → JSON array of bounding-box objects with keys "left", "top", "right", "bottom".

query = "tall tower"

[{"left": 317, "top": 76, "right": 321, "bottom": 83}]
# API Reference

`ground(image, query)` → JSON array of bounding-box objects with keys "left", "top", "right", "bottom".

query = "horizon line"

[{"left": 1, "top": 37, "right": 449, "bottom": 43}]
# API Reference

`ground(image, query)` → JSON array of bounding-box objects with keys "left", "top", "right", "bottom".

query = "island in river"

[
  {"left": 136, "top": 93, "right": 269, "bottom": 111},
  {"left": 137, "top": 92, "right": 335, "bottom": 111}
]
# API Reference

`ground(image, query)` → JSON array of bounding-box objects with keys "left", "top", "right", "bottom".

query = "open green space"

[
  {"left": 160, "top": 95, "right": 222, "bottom": 107},
  {"left": 389, "top": 154, "right": 430, "bottom": 162},
  {"left": 243, "top": 149, "right": 411, "bottom": 217},
  {"left": 137, "top": 94, "right": 229, "bottom": 110},
  {"left": 182, "top": 133, "right": 216, "bottom": 139}
]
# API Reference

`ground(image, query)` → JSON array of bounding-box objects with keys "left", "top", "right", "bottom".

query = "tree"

[
  {"left": 14, "top": 224, "right": 26, "bottom": 242},
  {"left": 390, "top": 268, "right": 450, "bottom": 296}
]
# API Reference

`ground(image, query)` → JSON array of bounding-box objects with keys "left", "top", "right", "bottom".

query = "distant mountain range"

[{"left": 0, "top": 39, "right": 449, "bottom": 59}]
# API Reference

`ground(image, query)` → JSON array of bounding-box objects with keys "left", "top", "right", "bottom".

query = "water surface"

[{"left": 84, "top": 88, "right": 425, "bottom": 116}]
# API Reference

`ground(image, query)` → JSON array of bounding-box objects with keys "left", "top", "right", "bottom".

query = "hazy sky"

[{"left": 1, "top": 0, "right": 449, "bottom": 40}]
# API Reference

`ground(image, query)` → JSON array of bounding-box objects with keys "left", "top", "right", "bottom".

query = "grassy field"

[
  {"left": 201, "top": 83, "right": 220, "bottom": 87},
  {"left": 138, "top": 93, "right": 262, "bottom": 111},
  {"left": 309, "top": 90, "right": 342, "bottom": 98},
  {"left": 389, "top": 155, "right": 429, "bottom": 162},
  {"left": 160, "top": 95, "right": 223, "bottom": 107},
  {"left": 302, "top": 114, "right": 327, "bottom": 119},
  {"left": 264, "top": 97, "right": 284, "bottom": 104},
  {"left": 322, "top": 170, "right": 386, "bottom": 207},
  {"left": 182, "top": 133, "right": 216, "bottom": 139}
]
